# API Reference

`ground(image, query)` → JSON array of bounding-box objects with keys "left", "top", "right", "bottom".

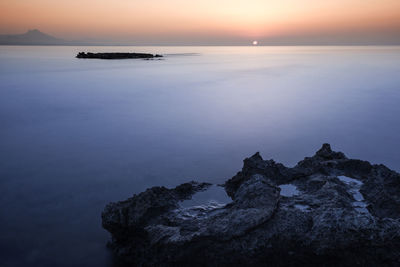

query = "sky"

[{"left": 1, "top": 0, "right": 400, "bottom": 45}]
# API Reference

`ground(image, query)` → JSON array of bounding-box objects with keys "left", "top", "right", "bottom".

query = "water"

[
  {"left": 279, "top": 184, "right": 300, "bottom": 197},
  {"left": 176, "top": 184, "right": 230, "bottom": 221},
  {"left": 179, "top": 185, "right": 232, "bottom": 208},
  {"left": 1, "top": 45, "right": 400, "bottom": 266},
  {"left": 337, "top": 175, "right": 369, "bottom": 213}
]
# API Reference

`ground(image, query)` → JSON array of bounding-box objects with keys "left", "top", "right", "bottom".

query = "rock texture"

[
  {"left": 102, "top": 144, "right": 400, "bottom": 266},
  {"left": 76, "top": 52, "right": 162, "bottom": 59}
]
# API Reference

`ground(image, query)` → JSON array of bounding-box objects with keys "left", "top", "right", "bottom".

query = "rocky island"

[
  {"left": 102, "top": 144, "right": 400, "bottom": 266},
  {"left": 76, "top": 52, "right": 163, "bottom": 59}
]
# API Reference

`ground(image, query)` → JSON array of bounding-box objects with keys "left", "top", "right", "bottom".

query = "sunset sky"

[{"left": 1, "top": 0, "right": 400, "bottom": 45}]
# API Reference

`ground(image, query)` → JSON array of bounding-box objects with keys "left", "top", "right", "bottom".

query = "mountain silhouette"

[{"left": 0, "top": 29, "right": 66, "bottom": 45}]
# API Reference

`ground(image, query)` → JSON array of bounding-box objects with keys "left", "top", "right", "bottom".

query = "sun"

[{"left": 252, "top": 40, "right": 258, "bottom": 45}]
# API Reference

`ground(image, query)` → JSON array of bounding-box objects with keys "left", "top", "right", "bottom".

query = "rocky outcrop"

[
  {"left": 76, "top": 52, "right": 163, "bottom": 59},
  {"left": 102, "top": 144, "right": 400, "bottom": 266}
]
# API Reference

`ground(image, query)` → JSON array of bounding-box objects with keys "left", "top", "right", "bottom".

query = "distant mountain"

[{"left": 0, "top": 29, "right": 67, "bottom": 45}]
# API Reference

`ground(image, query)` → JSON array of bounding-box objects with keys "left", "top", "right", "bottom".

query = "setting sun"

[
  {"left": 0, "top": 0, "right": 399, "bottom": 44},
  {"left": 1, "top": 1, "right": 400, "bottom": 266}
]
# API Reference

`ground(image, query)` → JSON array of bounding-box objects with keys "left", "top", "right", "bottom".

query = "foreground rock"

[
  {"left": 76, "top": 52, "right": 162, "bottom": 59},
  {"left": 102, "top": 144, "right": 400, "bottom": 266}
]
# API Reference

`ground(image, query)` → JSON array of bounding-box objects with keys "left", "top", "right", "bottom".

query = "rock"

[
  {"left": 76, "top": 52, "right": 163, "bottom": 59},
  {"left": 102, "top": 144, "right": 400, "bottom": 266}
]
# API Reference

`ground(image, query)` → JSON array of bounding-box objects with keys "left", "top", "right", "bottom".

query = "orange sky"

[{"left": 1, "top": 0, "right": 400, "bottom": 44}]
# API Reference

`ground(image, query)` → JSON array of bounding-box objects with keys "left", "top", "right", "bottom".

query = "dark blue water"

[{"left": 1, "top": 46, "right": 400, "bottom": 266}]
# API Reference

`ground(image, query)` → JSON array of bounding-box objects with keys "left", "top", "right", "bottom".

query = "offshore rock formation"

[
  {"left": 102, "top": 144, "right": 400, "bottom": 266},
  {"left": 76, "top": 52, "right": 162, "bottom": 59}
]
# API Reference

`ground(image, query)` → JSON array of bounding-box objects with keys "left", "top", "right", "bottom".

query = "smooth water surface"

[
  {"left": 179, "top": 185, "right": 231, "bottom": 208},
  {"left": 279, "top": 184, "right": 300, "bottom": 197},
  {"left": 1, "top": 45, "right": 400, "bottom": 266}
]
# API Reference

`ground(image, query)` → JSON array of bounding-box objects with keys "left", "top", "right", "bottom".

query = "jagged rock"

[
  {"left": 102, "top": 144, "right": 400, "bottom": 266},
  {"left": 76, "top": 52, "right": 163, "bottom": 59}
]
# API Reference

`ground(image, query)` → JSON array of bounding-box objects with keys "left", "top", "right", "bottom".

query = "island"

[
  {"left": 102, "top": 144, "right": 400, "bottom": 266},
  {"left": 76, "top": 52, "right": 163, "bottom": 59}
]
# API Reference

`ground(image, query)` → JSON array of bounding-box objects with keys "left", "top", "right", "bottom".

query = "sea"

[{"left": 1, "top": 45, "right": 400, "bottom": 266}]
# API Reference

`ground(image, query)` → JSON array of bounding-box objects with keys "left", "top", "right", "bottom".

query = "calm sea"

[{"left": 1, "top": 45, "right": 400, "bottom": 266}]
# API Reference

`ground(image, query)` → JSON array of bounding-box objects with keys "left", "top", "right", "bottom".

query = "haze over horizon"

[{"left": 1, "top": 0, "right": 400, "bottom": 45}]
